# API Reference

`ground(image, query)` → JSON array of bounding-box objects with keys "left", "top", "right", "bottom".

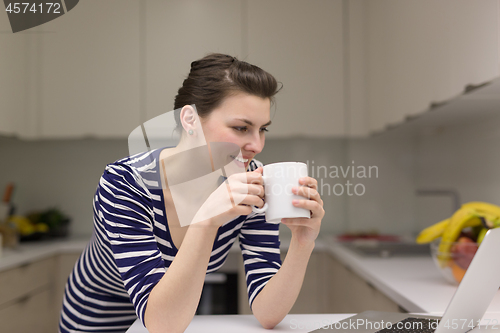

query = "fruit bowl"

[{"left": 430, "top": 238, "right": 478, "bottom": 285}]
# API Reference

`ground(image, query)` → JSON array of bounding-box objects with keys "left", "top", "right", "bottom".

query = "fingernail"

[{"left": 292, "top": 200, "right": 299, "bottom": 205}]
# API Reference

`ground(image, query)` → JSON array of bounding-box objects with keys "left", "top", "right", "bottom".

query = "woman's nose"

[{"left": 245, "top": 134, "right": 264, "bottom": 154}]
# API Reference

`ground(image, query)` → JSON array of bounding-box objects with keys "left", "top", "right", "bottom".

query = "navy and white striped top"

[{"left": 59, "top": 148, "right": 282, "bottom": 333}]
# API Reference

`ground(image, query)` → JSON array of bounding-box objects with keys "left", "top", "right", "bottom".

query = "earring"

[{"left": 188, "top": 129, "right": 194, "bottom": 135}]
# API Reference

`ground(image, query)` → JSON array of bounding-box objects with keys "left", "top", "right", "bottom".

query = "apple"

[{"left": 450, "top": 236, "right": 478, "bottom": 270}]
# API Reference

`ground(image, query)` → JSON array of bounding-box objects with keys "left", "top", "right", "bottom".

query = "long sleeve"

[
  {"left": 98, "top": 163, "right": 167, "bottom": 326},
  {"left": 239, "top": 210, "right": 282, "bottom": 309}
]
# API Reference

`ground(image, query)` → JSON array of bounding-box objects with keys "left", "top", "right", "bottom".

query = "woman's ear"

[{"left": 179, "top": 105, "right": 198, "bottom": 135}]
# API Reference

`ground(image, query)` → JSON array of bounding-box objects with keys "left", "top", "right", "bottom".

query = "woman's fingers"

[
  {"left": 245, "top": 170, "right": 264, "bottom": 185},
  {"left": 232, "top": 192, "right": 265, "bottom": 209},
  {"left": 290, "top": 196, "right": 325, "bottom": 220},
  {"left": 299, "top": 176, "right": 318, "bottom": 190},
  {"left": 247, "top": 183, "right": 265, "bottom": 198},
  {"left": 292, "top": 186, "right": 322, "bottom": 205}
]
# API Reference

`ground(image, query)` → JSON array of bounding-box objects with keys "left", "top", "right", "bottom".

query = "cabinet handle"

[
  {"left": 18, "top": 294, "right": 31, "bottom": 304},
  {"left": 19, "top": 263, "right": 30, "bottom": 269}
]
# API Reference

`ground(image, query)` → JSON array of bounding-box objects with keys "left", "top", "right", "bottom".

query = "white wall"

[
  {"left": 344, "top": 111, "right": 500, "bottom": 238},
  {"left": 2, "top": 112, "right": 499, "bottom": 239},
  {"left": 0, "top": 137, "right": 129, "bottom": 237},
  {"left": 415, "top": 114, "right": 500, "bottom": 233},
  {"left": 345, "top": 132, "right": 417, "bottom": 236},
  {"left": 0, "top": 136, "right": 347, "bottom": 237}
]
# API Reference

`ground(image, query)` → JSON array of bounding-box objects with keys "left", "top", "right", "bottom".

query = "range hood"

[{"left": 380, "top": 76, "right": 500, "bottom": 136}]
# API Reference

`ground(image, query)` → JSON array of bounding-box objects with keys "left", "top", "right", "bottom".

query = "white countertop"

[
  {"left": 126, "top": 313, "right": 354, "bottom": 333},
  {"left": 124, "top": 236, "right": 500, "bottom": 332},
  {"left": 324, "top": 237, "right": 500, "bottom": 317},
  {"left": 4, "top": 233, "right": 500, "bottom": 329},
  {"left": 0, "top": 236, "right": 89, "bottom": 272}
]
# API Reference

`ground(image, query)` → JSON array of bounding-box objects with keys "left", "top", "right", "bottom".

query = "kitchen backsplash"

[{"left": 1, "top": 113, "right": 499, "bottom": 238}]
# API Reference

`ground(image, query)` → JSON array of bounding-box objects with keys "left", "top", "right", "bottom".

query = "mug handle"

[{"left": 252, "top": 202, "right": 268, "bottom": 214}]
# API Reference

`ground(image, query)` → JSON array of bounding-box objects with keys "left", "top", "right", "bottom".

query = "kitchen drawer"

[
  {"left": 0, "top": 288, "right": 52, "bottom": 333},
  {"left": 0, "top": 257, "right": 55, "bottom": 306}
]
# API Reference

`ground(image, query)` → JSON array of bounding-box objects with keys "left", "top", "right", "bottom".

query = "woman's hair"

[{"left": 174, "top": 53, "right": 280, "bottom": 127}]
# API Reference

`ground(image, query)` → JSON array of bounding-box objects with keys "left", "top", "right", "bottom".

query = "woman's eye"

[
  {"left": 233, "top": 126, "right": 248, "bottom": 133},
  {"left": 260, "top": 127, "right": 269, "bottom": 133}
]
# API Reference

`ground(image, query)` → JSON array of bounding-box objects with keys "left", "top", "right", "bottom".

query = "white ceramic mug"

[{"left": 252, "top": 162, "right": 310, "bottom": 223}]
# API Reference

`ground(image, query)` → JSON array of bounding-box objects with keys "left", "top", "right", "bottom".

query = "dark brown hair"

[{"left": 174, "top": 53, "right": 280, "bottom": 126}]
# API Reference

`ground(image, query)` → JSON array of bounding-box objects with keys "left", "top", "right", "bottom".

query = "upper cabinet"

[
  {"left": 0, "top": 11, "right": 33, "bottom": 137},
  {"left": 145, "top": 0, "right": 243, "bottom": 121},
  {"left": 1, "top": 0, "right": 142, "bottom": 139},
  {"left": 1, "top": 0, "right": 499, "bottom": 139},
  {"left": 358, "top": 0, "right": 500, "bottom": 134},
  {"left": 246, "top": 0, "right": 345, "bottom": 137},
  {"left": 38, "top": 0, "right": 142, "bottom": 139}
]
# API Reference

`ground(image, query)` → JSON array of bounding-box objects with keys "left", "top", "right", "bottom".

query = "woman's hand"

[
  {"left": 281, "top": 177, "right": 324, "bottom": 247},
  {"left": 195, "top": 167, "right": 265, "bottom": 228}
]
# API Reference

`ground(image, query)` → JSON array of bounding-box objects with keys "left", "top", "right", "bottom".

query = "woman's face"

[{"left": 200, "top": 92, "right": 271, "bottom": 170}]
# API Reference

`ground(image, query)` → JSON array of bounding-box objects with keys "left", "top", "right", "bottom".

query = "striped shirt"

[{"left": 59, "top": 148, "right": 282, "bottom": 333}]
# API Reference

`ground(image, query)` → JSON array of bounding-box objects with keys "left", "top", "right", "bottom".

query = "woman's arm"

[
  {"left": 250, "top": 236, "right": 315, "bottom": 329},
  {"left": 251, "top": 175, "right": 324, "bottom": 329},
  {"left": 144, "top": 224, "right": 219, "bottom": 333}
]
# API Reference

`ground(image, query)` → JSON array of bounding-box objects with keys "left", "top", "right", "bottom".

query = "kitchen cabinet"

[
  {"left": 0, "top": 0, "right": 142, "bottom": 139},
  {"left": 38, "top": 0, "right": 142, "bottom": 139},
  {"left": 325, "top": 253, "right": 402, "bottom": 313},
  {"left": 0, "top": 8, "right": 35, "bottom": 137},
  {"left": 238, "top": 247, "right": 402, "bottom": 315},
  {"left": 0, "top": 289, "right": 52, "bottom": 333},
  {"left": 288, "top": 252, "right": 328, "bottom": 314},
  {"left": 51, "top": 252, "right": 82, "bottom": 331},
  {"left": 0, "top": 257, "right": 55, "bottom": 333},
  {"left": 0, "top": 251, "right": 81, "bottom": 332},
  {"left": 246, "top": 0, "right": 345, "bottom": 137},
  {"left": 2, "top": 0, "right": 344, "bottom": 139},
  {"left": 3, "top": 0, "right": 498, "bottom": 139},
  {"left": 362, "top": 0, "right": 500, "bottom": 134},
  {"left": 145, "top": 0, "right": 243, "bottom": 121},
  {"left": 237, "top": 250, "right": 328, "bottom": 314}
]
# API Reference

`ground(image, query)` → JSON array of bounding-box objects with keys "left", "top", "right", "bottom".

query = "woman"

[{"left": 59, "top": 53, "right": 325, "bottom": 333}]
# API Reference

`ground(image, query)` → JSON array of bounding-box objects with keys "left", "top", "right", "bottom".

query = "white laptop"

[{"left": 311, "top": 227, "right": 500, "bottom": 333}]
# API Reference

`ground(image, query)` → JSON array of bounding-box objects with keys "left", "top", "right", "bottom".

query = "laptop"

[{"left": 310, "top": 227, "right": 500, "bottom": 333}]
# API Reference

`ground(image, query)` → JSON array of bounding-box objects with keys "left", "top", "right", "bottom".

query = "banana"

[
  {"left": 416, "top": 201, "right": 500, "bottom": 267},
  {"left": 437, "top": 207, "right": 482, "bottom": 266},
  {"left": 416, "top": 218, "right": 449, "bottom": 244},
  {"left": 477, "top": 227, "right": 488, "bottom": 245},
  {"left": 462, "top": 201, "right": 500, "bottom": 217}
]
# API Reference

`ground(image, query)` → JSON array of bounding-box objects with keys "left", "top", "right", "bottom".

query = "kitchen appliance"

[{"left": 196, "top": 272, "right": 238, "bottom": 315}]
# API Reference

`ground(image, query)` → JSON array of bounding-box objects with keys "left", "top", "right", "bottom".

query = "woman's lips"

[{"left": 230, "top": 155, "right": 249, "bottom": 169}]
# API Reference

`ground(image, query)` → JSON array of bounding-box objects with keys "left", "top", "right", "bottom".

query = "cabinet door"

[
  {"left": 37, "top": 0, "right": 142, "bottom": 138},
  {"left": 0, "top": 288, "right": 52, "bottom": 333},
  {"left": 325, "top": 254, "right": 401, "bottom": 313},
  {"left": 0, "top": 10, "right": 37, "bottom": 137},
  {"left": 0, "top": 257, "right": 54, "bottom": 306},
  {"left": 246, "top": 0, "right": 345, "bottom": 137},
  {"left": 367, "top": 0, "right": 500, "bottom": 133},
  {"left": 145, "top": 0, "right": 243, "bottom": 121},
  {"left": 238, "top": 250, "right": 327, "bottom": 314},
  {"left": 50, "top": 253, "right": 81, "bottom": 332},
  {"left": 287, "top": 252, "right": 326, "bottom": 314}
]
